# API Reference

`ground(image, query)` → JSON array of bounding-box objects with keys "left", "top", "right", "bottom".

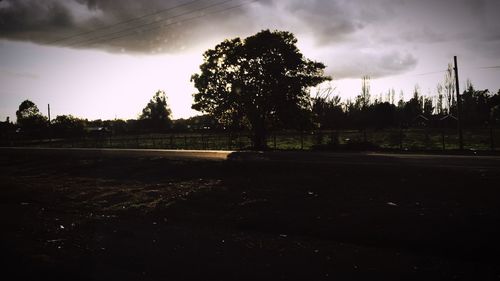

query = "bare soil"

[{"left": 1, "top": 152, "right": 500, "bottom": 280}]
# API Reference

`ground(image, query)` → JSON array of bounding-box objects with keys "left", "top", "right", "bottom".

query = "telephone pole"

[
  {"left": 48, "top": 104, "right": 51, "bottom": 142},
  {"left": 454, "top": 56, "right": 463, "bottom": 150}
]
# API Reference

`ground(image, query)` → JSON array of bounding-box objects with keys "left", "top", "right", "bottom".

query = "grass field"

[
  {"left": 3, "top": 128, "right": 500, "bottom": 152},
  {"left": 1, "top": 151, "right": 500, "bottom": 280}
]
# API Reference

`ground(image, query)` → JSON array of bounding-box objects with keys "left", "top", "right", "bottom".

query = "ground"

[{"left": 1, "top": 149, "right": 500, "bottom": 280}]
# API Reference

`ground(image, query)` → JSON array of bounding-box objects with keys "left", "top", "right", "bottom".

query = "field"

[
  {"left": 4, "top": 128, "right": 500, "bottom": 152},
  {"left": 1, "top": 150, "right": 500, "bottom": 280}
]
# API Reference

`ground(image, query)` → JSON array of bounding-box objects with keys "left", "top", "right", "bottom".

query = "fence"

[{"left": 1, "top": 128, "right": 498, "bottom": 152}]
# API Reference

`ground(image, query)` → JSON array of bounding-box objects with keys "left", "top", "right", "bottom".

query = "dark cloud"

[
  {"left": 0, "top": 0, "right": 498, "bottom": 78},
  {"left": 0, "top": 0, "right": 392, "bottom": 52},
  {"left": 0, "top": 0, "right": 252, "bottom": 53},
  {"left": 0, "top": 1, "right": 75, "bottom": 36}
]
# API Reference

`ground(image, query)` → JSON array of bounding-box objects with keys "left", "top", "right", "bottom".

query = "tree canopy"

[
  {"left": 16, "top": 100, "right": 40, "bottom": 120},
  {"left": 15, "top": 99, "right": 47, "bottom": 133},
  {"left": 139, "top": 90, "right": 172, "bottom": 131},
  {"left": 52, "top": 115, "right": 86, "bottom": 137},
  {"left": 191, "top": 30, "right": 330, "bottom": 148}
]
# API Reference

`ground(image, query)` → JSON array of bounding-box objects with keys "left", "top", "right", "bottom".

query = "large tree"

[
  {"left": 139, "top": 90, "right": 172, "bottom": 132},
  {"left": 191, "top": 30, "right": 330, "bottom": 149}
]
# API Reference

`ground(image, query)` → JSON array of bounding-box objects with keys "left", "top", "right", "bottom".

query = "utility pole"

[
  {"left": 48, "top": 104, "right": 51, "bottom": 142},
  {"left": 453, "top": 56, "right": 463, "bottom": 150}
]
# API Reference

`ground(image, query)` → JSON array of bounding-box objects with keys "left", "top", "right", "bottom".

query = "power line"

[
  {"left": 63, "top": 0, "right": 237, "bottom": 46},
  {"left": 49, "top": 0, "right": 205, "bottom": 44},
  {"left": 66, "top": 0, "right": 241, "bottom": 47},
  {"left": 415, "top": 69, "right": 447, "bottom": 76},
  {"left": 66, "top": 0, "right": 244, "bottom": 47},
  {"left": 478, "top": 66, "right": 500, "bottom": 69},
  {"left": 401, "top": 64, "right": 500, "bottom": 78},
  {"left": 92, "top": 0, "right": 258, "bottom": 46}
]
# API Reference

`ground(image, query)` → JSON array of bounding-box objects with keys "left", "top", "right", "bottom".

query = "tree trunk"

[
  {"left": 252, "top": 129, "right": 267, "bottom": 150},
  {"left": 251, "top": 118, "right": 267, "bottom": 150}
]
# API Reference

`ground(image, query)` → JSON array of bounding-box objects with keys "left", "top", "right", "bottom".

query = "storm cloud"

[
  {"left": 0, "top": 0, "right": 253, "bottom": 53},
  {"left": 1, "top": 0, "right": 499, "bottom": 78}
]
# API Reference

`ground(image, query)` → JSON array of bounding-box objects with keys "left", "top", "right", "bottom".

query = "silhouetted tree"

[
  {"left": 87, "top": 119, "right": 103, "bottom": 127},
  {"left": 0, "top": 116, "right": 16, "bottom": 139},
  {"left": 311, "top": 83, "right": 344, "bottom": 129},
  {"left": 191, "top": 30, "right": 330, "bottom": 149},
  {"left": 460, "top": 81, "right": 489, "bottom": 128},
  {"left": 15, "top": 99, "right": 47, "bottom": 135},
  {"left": 492, "top": 105, "right": 500, "bottom": 125},
  {"left": 385, "top": 88, "right": 396, "bottom": 105},
  {"left": 139, "top": 90, "right": 172, "bottom": 132},
  {"left": 109, "top": 119, "right": 128, "bottom": 134},
  {"left": 355, "top": 76, "right": 371, "bottom": 110},
  {"left": 52, "top": 115, "right": 85, "bottom": 137},
  {"left": 436, "top": 83, "right": 444, "bottom": 115},
  {"left": 423, "top": 96, "right": 434, "bottom": 117},
  {"left": 444, "top": 63, "right": 456, "bottom": 114},
  {"left": 171, "top": 115, "right": 220, "bottom": 132},
  {"left": 401, "top": 86, "right": 423, "bottom": 124},
  {"left": 370, "top": 102, "right": 397, "bottom": 129}
]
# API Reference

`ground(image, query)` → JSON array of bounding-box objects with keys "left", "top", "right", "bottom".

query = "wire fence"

[{"left": 1, "top": 128, "right": 498, "bottom": 152}]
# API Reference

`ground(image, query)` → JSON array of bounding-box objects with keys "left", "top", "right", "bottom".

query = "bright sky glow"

[
  {"left": 1, "top": 40, "right": 201, "bottom": 120},
  {"left": 1, "top": 0, "right": 499, "bottom": 121}
]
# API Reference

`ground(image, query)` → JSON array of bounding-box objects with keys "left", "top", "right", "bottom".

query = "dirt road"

[{"left": 3, "top": 146, "right": 500, "bottom": 171}]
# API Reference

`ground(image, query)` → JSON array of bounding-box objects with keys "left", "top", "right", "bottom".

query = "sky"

[{"left": 1, "top": 0, "right": 500, "bottom": 121}]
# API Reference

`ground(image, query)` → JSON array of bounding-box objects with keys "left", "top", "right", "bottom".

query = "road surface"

[{"left": 1, "top": 147, "right": 500, "bottom": 171}]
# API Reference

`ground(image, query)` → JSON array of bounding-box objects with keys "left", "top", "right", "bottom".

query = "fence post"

[
  {"left": 273, "top": 134, "right": 277, "bottom": 150},
  {"left": 491, "top": 126, "right": 495, "bottom": 151},
  {"left": 424, "top": 127, "right": 429, "bottom": 150},
  {"left": 399, "top": 125, "right": 403, "bottom": 151},
  {"left": 300, "top": 131, "right": 304, "bottom": 150},
  {"left": 184, "top": 135, "right": 187, "bottom": 149},
  {"left": 441, "top": 127, "right": 446, "bottom": 151}
]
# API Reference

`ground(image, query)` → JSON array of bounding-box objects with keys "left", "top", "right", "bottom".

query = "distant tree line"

[
  {"left": 310, "top": 79, "right": 500, "bottom": 131},
  {"left": 1, "top": 81, "right": 499, "bottom": 141},
  {"left": 0, "top": 90, "right": 219, "bottom": 139}
]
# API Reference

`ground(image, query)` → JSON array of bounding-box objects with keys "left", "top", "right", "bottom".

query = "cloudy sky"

[{"left": 1, "top": 0, "right": 499, "bottom": 121}]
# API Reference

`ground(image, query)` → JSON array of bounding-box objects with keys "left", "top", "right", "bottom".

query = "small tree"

[
  {"left": 359, "top": 76, "right": 371, "bottom": 109},
  {"left": 191, "top": 30, "right": 330, "bottom": 149},
  {"left": 401, "top": 86, "right": 424, "bottom": 124},
  {"left": 436, "top": 83, "right": 444, "bottom": 115},
  {"left": 311, "top": 84, "right": 344, "bottom": 130},
  {"left": 16, "top": 100, "right": 48, "bottom": 134},
  {"left": 444, "top": 63, "right": 456, "bottom": 113},
  {"left": 139, "top": 90, "right": 172, "bottom": 132}
]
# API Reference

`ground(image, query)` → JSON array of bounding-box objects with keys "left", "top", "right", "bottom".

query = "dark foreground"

[{"left": 1, "top": 150, "right": 500, "bottom": 280}]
